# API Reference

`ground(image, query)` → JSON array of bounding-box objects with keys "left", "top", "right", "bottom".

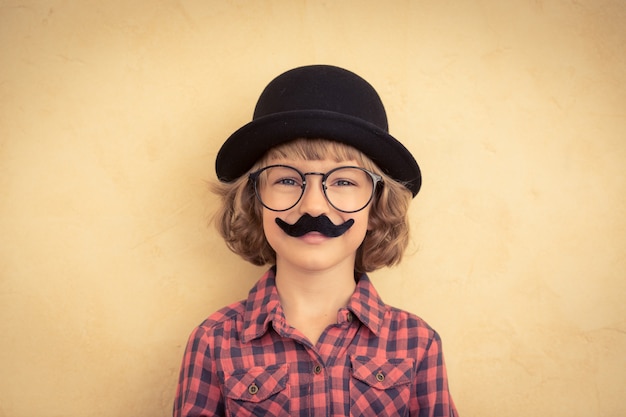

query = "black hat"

[{"left": 215, "top": 65, "right": 421, "bottom": 196}]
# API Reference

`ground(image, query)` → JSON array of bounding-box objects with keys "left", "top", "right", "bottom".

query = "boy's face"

[{"left": 260, "top": 157, "right": 372, "bottom": 274}]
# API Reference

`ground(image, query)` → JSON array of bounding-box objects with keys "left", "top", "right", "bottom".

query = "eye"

[
  {"left": 332, "top": 179, "right": 356, "bottom": 187},
  {"left": 263, "top": 166, "right": 304, "bottom": 188},
  {"left": 271, "top": 174, "right": 304, "bottom": 188},
  {"left": 326, "top": 168, "right": 370, "bottom": 190},
  {"left": 275, "top": 177, "right": 301, "bottom": 187}
]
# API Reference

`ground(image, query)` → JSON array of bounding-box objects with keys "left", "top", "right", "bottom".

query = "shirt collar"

[
  {"left": 346, "top": 272, "right": 386, "bottom": 336},
  {"left": 241, "top": 267, "right": 387, "bottom": 343},
  {"left": 241, "top": 267, "right": 284, "bottom": 343}
]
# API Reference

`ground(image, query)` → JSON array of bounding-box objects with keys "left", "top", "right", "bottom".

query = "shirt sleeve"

[
  {"left": 413, "top": 331, "right": 458, "bottom": 417},
  {"left": 173, "top": 325, "right": 225, "bottom": 417}
]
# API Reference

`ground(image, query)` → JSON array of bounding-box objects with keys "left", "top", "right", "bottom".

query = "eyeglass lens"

[{"left": 254, "top": 166, "right": 376, "bottom": 212}]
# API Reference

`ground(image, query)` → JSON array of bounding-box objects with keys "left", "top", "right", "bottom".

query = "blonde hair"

[{"left": 211, "top": 139, "right": 412, "bottom": 272}]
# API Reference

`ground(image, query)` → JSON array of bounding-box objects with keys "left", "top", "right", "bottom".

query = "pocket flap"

[
  {"left": 224, "top": 364, "right": 289, "bottom": 402},
  {"left": 350, "top": 355, "right": 414, "bottom": 390}
]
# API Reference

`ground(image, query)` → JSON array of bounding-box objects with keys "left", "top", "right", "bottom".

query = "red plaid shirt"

[{"left": 174, "top": 268, "right": 458, "bottom": 417}]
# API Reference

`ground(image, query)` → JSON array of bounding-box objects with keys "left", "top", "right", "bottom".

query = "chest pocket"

[
  {"left": 350, "top": 355, "right": 415, "bottom": 417},
  {"left": 223, "top": 363, "right": 290, "bottom": 417}
]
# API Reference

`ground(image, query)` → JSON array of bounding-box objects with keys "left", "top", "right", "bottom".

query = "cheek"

[
  {"left": 354, "top": 220, "right": 370, "bottom": 242},
  {"left": 261, "top": 211, "right": 272, "bottom": 231},
  {"left": 362, "top": 209, "right": 372, "bottom": 231},
  {"left": 261, "top": 212, "right": 283, "bottom": 247},
  {"left": 345, "top": 212, "right": 370, "bottom": 244},
  {"left": 261, "top": 212, "right": 273, "bottom": 234}
]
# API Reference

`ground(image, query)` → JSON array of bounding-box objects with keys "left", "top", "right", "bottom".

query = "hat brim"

[{"left": 215, "top": 110, "right": 421, "bottom": 196}]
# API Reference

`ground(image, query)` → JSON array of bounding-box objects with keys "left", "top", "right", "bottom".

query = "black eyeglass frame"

[{"left": 249, "top": 164, "right": 383, "bottom": 213}]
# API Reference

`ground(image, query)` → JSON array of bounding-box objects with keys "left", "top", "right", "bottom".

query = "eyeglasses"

[{"left": 249, "top": 165, "right": 383, "bottom": 213}]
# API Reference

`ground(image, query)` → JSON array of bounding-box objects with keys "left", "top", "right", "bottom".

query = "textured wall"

[{"left": 1, "top": 1, "right": 625, "bottom": 416}]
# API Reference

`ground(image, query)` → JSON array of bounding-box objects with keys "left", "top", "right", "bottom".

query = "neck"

[{"left": 274, "top": 261, "right": 357, "bottom": 342}]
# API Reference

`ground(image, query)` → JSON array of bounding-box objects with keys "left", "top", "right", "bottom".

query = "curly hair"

[{"left": 211, "top": 139, "right": 412, "bottom": 272}]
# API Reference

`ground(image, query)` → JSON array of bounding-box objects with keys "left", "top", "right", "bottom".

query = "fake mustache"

[{"left": 275, "top": 214, "right": 354, "bottom": 238}]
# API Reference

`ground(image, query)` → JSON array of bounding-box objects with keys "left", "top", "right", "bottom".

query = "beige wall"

[{"left": 1, "top": 1, "right": 625, "bottom": 416}]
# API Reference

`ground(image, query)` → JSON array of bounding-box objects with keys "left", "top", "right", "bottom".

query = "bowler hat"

[{"left": 215, "top": 65, "right": 421, "bottom": 196}]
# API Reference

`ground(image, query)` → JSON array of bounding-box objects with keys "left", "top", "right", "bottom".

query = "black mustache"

[{"left": 275, "top": 214, "right": 354, "bottom": 238}]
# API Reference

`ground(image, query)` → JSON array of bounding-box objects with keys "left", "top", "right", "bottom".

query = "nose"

[{"left": 298, "top": 174, "right": 329, "bottom": 216}]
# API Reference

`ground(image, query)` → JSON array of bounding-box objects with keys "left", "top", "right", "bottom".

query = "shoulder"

[
  {"left": 383, "top": 304, "right": 441, "bottom": 342},
  {"left": 194, "top": 300, "right": 246, "bottom": 334},
  {"left": 182, "top": 301, "right": 248, "bottom": 356}
]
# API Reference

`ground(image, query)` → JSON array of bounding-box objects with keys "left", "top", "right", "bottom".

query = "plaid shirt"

[{"left": 174, "top": 268, "right": 457, "bottom": 417}]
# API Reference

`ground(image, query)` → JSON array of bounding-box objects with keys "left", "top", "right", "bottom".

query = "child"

[{"left": 174, "top": 65, "right": 458, "bottom": 417}]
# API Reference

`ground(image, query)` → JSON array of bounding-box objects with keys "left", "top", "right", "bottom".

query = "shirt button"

[
  {"left": 376, "top": 371, "right": 385, "bottom": 382},
  {"left": 248, "top": 383, "right": 259, "bottom": 395},
  {"left": 346, "top": 312, "right": 353, "bottom": 322},
  {"left": 313, "top": 364, "right": 322, "bottom": 375}
]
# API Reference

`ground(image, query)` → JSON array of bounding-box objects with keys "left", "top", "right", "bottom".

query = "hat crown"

[
  {"left": 253, "top": 65, "right": 389, "bottom": 132},
  {"left": 216, "top": 64, "right": 421, "bottom": 196}
]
